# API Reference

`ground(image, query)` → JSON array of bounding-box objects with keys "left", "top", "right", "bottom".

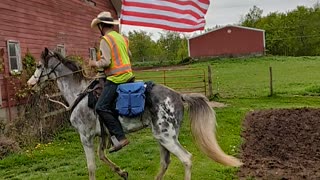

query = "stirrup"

[
  {"left": 110, "top": 135, "right": 120, "bottom": 147},
  {"left": 109, "top": 136, "right": 129, "bottom": 153}
]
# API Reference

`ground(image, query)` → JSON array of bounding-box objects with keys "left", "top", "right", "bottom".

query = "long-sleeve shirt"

[{"left": 95, "top": 35, "right": 111, "bottom": 68}]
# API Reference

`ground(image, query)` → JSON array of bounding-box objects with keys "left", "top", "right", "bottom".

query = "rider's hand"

[{"left": 88, "top": 60, "right": 97, "bottom": 67}]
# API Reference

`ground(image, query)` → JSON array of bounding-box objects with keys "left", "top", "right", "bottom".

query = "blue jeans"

[{"left": 95, "top": 80, "right": 125, "bottom": 141}]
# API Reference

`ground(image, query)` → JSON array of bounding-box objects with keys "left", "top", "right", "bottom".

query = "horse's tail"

[{"left": 181, "top": 93, "right": 242, "bottom": 167}]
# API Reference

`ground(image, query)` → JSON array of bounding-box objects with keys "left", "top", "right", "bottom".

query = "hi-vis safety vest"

[{"left": 100, "top": 31, "right": 133, "bottom": 83}]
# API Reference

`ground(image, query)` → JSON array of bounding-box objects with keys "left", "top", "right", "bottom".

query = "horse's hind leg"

[
  {"left": 80, "top": 134, "right": 96, "bottom": 180},
  {"left": 97, "top": 137, "right": 128, "bottom": 179},
  {"left": 155, "top": 144, "right": 171, "bottom": 180},
  {"left": 159, "top": 138, "right": 192, "bottom": 180}
]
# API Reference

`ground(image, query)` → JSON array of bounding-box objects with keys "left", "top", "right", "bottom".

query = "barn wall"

[
  {"left": 189, "top": 26, "right": 265, "bottom": 58},
  {"left": 0, "top": 0, "right": 117, "bottom": 110}
]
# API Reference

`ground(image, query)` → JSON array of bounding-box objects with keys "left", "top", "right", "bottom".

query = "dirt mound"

[{"left": 238, "top": 108, "right": 320, "bottom": 180}]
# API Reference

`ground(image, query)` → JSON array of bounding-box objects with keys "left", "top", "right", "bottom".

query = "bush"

[
  {"left": 1, "top": 51, "right": 71, "bottom": 152},
  {"left": 0, "top": 136, "right": 20, "bottom": 159},
  {"left": 178, "top": 57, "right": 194, "bottom": 65},
  {"left": 4, "top": 81, "right": 71, "bottom": 147}
]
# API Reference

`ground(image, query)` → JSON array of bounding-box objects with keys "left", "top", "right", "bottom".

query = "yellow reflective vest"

[{"left": 101, "top": 31, "right": 133, "bottom": 84}]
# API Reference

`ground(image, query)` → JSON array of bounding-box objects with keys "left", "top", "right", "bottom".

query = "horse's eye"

[{"left": 37, "top": 65, "right": 42, "bottom": 68}]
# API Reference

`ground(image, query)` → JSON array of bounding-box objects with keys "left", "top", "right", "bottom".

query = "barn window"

[
  {"left": 7, "top": 40, "right": 22, "bottom": 74},
  {"left": 56, "top": 44, "right": 66, "bottom": 57},
  {"left": 89, "top": 48, "right": 97, "bottom": 61}
]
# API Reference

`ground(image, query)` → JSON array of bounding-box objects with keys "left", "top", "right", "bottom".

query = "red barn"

[
  {"left": 0, "top": 0, "right": 121, "bottom": 121},
  {"left": 188, "top": 25, "right": 265, "bottom": 58}
]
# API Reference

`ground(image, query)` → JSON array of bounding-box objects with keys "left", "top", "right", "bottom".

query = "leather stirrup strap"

[{"left": 99, "top": 78, "right": 105, "bottom": 89}]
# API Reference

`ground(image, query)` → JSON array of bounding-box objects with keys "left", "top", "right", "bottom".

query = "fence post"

[
  {"left": 40, "top": 120, "right": 43, "bottom": 142},
  {"left": 163, "top": 70, "right": 166, "bottom": 86},
  {"left": 269, "top": 66, "right": 273, "bottom": 96},
  {"left": 208, "top": 65, "right": 213, "bottom": 98}
]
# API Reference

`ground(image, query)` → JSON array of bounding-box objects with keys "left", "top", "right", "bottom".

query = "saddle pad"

[{"left": 116, "top": 82, "right": 146, "bottom": 117}]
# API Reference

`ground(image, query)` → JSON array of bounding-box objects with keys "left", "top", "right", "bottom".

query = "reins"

[
  {"left": 40, "top": 53, "right": 96, "bottom": 82},
  {"left": 38, "top": 54, "right": 101, "bottom": 110}
]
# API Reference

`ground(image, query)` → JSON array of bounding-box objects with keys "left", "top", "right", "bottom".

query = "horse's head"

[
  {"left": 27, "top": 47, "right": 83, "bottom": 86},
  {"left": 27, "top": 48, "right": 54, "bottom": 86}
]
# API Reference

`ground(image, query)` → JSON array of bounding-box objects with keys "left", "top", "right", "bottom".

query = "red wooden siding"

[
  {"left": 0, "top": 0, "right": 118, "bottom": 108},
  {"left": 189, "top": 26, "right": 265, "bottom": 58}
]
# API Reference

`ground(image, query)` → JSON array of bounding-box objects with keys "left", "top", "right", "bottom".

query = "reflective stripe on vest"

[
  {"left": 123, "top": 37, "right": 129, "bottom": 51},
  {"left": 106, "top": 64, "right": 132, "bottom": 75},
  {"left": 102, "top": 35, "right": 121, "bottom": 66},
  {"left": 101, "top": 31, "right": 132, "bottom": 76}
]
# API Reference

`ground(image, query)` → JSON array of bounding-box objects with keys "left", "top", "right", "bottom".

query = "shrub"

[{"left": 0, "top": 136, "right": 21, "bottom": 159}]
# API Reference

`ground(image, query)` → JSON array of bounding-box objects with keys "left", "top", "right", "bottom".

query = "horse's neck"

[{"left": 56, "top": 75, "right": 88, "bottom": 106}]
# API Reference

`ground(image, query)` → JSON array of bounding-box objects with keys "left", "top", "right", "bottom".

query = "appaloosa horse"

[{"left": 27, "top": 48, "right": 242, "bottom": 180}]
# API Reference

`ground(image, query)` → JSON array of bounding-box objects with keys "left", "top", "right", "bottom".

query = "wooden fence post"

[
  {"left": 208, "top": 65, "right": 213, "bottom": 98},
  {"left": 163, "top": 70, "right": 166, "bottom": 86},
  {"left": 269, "top": 66, "right": 273, "bottom": 96}
]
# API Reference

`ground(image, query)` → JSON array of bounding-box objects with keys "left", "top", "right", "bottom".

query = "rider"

[{"left": 89, "top": 11, "right": 134, "bottom": 153}]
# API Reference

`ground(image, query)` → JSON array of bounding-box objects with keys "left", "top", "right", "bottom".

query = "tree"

[
  {"left": 157, "top": 31, "right": 187, "bottom": 62},
  {"left": 241, "top": 5, "right": 263, "bottom": 27},
  {"left": 241, "top": 5, "right": 320, "bottom": 56},
  {"left": 127, "top": 30, "right": 189, "bottom": 63},
  {"left": 127, "top": 30, "right": 157, "bottom": 62}
]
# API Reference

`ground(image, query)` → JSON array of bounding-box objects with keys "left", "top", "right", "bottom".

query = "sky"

[{"left": 121, "top": 0, "right": 317, "bottom": 40}]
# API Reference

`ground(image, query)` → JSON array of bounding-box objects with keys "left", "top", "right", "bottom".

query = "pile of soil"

[{"left": 238, "top": 108, "right": 320, "bottom": 180}]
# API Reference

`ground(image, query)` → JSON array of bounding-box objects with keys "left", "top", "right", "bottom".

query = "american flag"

[{"left": 121, "top": 0, "right": 210, "bottom": 32}]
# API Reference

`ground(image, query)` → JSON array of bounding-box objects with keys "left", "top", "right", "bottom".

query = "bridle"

[
  {"left": 33, "top": 63, "right": 62, "bottom": 83},
  {"left": 32, "top": 54, "right": 63, "bottom": 83},
  {"left": 32, "top": 53, "right": 88, "bottom": 84}
]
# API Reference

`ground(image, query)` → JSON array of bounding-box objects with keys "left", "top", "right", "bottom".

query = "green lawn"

[{"left": 1, "top": 56, "right": 320, "bottom": 179}]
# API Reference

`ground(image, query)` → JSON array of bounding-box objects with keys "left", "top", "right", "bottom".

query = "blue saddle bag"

[{"left": 116, "top": 82, "right": 146, "bottom": 117}]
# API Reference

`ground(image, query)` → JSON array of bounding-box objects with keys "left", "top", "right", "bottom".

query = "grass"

[{"left": 1, "top": 56, "right": 320, "bottom": 179}]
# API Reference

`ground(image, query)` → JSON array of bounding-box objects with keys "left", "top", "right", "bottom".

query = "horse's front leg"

[
  {"left": 97, "top": 136, "right": 128, "bottom": 179},
  {"left": 80, "top": 134, "right": 96, "bottom": 180}
]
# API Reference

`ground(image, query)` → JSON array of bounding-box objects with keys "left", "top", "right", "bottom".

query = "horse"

[{"left": 27, "top": 48, "right": 242, "bottom": 180}]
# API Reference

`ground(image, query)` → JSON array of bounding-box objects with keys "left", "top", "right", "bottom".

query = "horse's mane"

[{"left": 41, "top": 50, "right": 85, "bottom": 81}]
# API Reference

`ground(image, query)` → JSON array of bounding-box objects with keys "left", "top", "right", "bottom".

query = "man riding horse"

[{"left": 89, "top": 11, "right": 133, "bottom": 153}]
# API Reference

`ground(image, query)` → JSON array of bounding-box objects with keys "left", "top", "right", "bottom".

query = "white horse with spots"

[{"left": 27, "top": 48, "right": 242, "bottom": 180}]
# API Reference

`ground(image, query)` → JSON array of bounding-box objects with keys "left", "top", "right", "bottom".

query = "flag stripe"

[
  {"left": 121, "top": 0, "right": 210, "bottom": 32},
  {"left": 121, "top": 20, "right": 205, "bottom": 32},
  {"left": 122, "top": 11, "right": 205, "bottom": 26},
  {"left": 123, "top": 1, "right": 205, "bottom": 18},
  {"left": 122, "top": 16, "right": 205, "bottom": 29},
  {"left": 122, "top": 7, "right": 205, "bottom": 24},
  {"left": 164, "top": 0, "right": 209, "bottom": 12}
]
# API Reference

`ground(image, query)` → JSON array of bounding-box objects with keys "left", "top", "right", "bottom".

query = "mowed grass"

[{"left": 1, "top": 56, "right": 320, "bottom": 180}]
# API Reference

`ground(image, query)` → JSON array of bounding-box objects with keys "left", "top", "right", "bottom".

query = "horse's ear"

[{"left": 44, "top": 47, "right": 49, "bottom": 56}]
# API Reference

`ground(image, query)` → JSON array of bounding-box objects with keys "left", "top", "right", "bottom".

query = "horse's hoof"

[{"left": 121, "top": 171, "right": 128, "bottom": 180}]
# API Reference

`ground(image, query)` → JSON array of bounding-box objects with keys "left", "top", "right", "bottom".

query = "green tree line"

[
  {"left": 126, "top": 30, "right": 188, "bottom": 63},
  {"left": 241, "top": 4, "right": 320, "bottom": 56}
]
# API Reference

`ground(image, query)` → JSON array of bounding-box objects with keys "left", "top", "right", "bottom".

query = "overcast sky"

[{"left": 121, "top": 0, "right": 317, "bottom": 40}]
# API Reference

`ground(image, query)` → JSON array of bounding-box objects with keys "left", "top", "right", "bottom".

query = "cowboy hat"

[{"left": 91, "top": 11, "right": 119, "bottom": 28}]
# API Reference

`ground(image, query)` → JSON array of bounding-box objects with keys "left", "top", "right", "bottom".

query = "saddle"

[{"left": 87, "top": 78, "right": 105, "bottom": 109}]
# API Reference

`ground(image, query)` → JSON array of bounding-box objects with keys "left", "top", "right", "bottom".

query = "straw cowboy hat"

[{"left": 91, "top": 11, "right": 119, "bottom": 28}]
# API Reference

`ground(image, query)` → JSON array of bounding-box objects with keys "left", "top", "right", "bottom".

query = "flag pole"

[
  {"left": 111, "top": 0, "right": 122, "bottom": 34},
  {"left": 119, "top": 19, "right": 122, "bottom": 34},
  {"left": 118, "top": 7, "right": 122, "bottom": 34}
]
